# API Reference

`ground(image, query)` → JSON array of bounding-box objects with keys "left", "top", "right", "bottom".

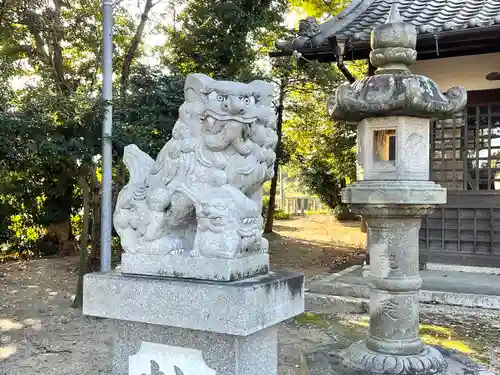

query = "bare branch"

[{"left": 120, "top": 0, "right": 157, "bottom": 93}]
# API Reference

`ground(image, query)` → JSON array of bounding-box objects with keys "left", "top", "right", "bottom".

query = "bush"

[
  {"left": 274, "top": 210, "right": 292, "bottom": 220},
  {"left": 35, "top": 236, "right": 61, "bottom": 257},
  {"left": 333, "top": 205, "right": 359, "bottom": 221}
]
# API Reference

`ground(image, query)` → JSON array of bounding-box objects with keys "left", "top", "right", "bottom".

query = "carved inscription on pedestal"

[
  {"left": 374, "top": 250, "right": 398, "bottom": 278},
  {"left": 379, "top": 252, "right": 398, "bottom": 272},
  {"left": 129, "top": 342, "right": 215, "bottom": 375},
  {"left": 141, "top": 360, "right": 166, "bottom": 375},
  {"left": 380, "top": 298, "right": 399, "bottom": 321}
]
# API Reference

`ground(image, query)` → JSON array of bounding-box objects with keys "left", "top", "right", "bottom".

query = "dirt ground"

[
  {"left": 268, "top": 215, "right": 366, "bottom": 278},
  {"left": 1, "top": 215, "right": 498, "bottom": 374}
]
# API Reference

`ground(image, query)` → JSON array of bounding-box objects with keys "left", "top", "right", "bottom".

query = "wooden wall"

[{"left": 420, "top": 89, "right": 500, "bottom": 267}]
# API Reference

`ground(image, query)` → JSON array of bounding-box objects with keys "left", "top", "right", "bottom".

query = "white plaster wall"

[{"left": 411, "top": 52, "right": 500, "bottom": 91}]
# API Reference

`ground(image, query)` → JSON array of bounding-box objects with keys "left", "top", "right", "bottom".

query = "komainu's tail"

[{"left": 122, "top": 144, "right": 154, "bottom": 185}]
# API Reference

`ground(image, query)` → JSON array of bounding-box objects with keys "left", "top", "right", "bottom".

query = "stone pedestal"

[
  {"left": 112, "top": 321, "right": 278, "bottom": 375},
  {"left": 121, "top": 252, "right": 269, "bottom": 281},
  {"left": 83, "top": 271, "right": 304, "bottom": 375},
  {"left": 84, "top": 72, "right": 306, "bottom": 374}
]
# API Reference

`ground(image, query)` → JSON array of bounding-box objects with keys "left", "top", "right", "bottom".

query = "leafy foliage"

[
  {"left": 163, "top": 0, "right": 288, "bottom": 80},
  {"left": 277, "top": 59, "right": 358, "bottom": 211},
  {"left": 0, "top": 0, "right": 179, "bottom": 258},
  {"left": 113, "top": 66, "right": 185, "bottom": 157},
  {"left": 289, "top": 0, "right": 350, "bottom": 18}
]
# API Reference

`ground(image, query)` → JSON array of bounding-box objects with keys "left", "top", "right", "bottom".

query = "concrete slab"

[
  {"left": 426, "top": 263, "right": 500, "bottom": 275},
  {"left": 306, "top": 266, "right": 500, "bottom": 311}
]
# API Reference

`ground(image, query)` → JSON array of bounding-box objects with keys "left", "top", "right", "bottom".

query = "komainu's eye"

[
  {"left": 217, "top": 94, "right": 227, "bottom": 102},
  {"left": 241, "top": 96, "right": 255, "bottom": 105}
]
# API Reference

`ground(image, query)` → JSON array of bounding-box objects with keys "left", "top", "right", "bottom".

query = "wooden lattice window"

[
  {"left": 430, "top": 103, "right": 500, "bottom": 191},
  {"left": 430, "top": 113, "right": 464, "bottom": 190},
  {"left": 464, "top": 103, "right": 500, "bottom": 190}
]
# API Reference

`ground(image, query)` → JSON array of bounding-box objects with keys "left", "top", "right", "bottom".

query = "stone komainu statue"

[{"left": 114, "top": 73, "right": 277, "bottom": 259}]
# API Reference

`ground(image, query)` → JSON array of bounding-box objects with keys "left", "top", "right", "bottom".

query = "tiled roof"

[
  {"left": 338, "top": 0, "right": 500, "bottom": 42},
  {"left": 275, "top": 0, "right": 500, "bottom": 52}
]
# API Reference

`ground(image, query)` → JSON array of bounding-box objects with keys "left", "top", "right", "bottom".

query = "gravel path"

[{"left": 1, "top": 257, "right": 499, "bottom": 374}]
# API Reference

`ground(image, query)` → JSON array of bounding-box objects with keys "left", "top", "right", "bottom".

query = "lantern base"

[{"left": 305, "top": 342, "right": 495, "bottom": 375}]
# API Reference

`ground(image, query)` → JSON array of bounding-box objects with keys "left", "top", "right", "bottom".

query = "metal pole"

[{"left": 100, "top": 0, "right": 113, "bottom": 272}]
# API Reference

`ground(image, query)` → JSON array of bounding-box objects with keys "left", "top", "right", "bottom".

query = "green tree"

[
  {"left": 265, "top": 0, "right": 362, "bottom": 221},
  {"left": 263, "top": 55, "right": 348, "bottom": 232},
  {"left": 289, "top": 0, "right": 349, "bottom": 19},
  {"left": 281, "top": 70, "right": 360, "bottom": 216},
  {"left": 0, "top": 0, "right": 183, "bottom": 307},
  {"left": 0, "top": 0, "right": 126, "bottom": 252},
  {"left": 0, "top": 0, "right": 166, "bottom": 248},
  {"left": 163, "top": 0, "right": 288, "bottom": 80}
]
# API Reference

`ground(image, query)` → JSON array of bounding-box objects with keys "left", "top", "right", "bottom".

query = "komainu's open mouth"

[{"left": 205, "top": 109, "right": 257, "bottom": 124}]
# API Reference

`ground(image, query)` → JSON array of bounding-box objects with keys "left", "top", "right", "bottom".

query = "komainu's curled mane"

[{"left": 114, "top": 73, "right": 277, "bottom": 259}]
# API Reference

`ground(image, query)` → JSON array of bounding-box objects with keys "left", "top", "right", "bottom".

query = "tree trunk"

[
  {"left": 119, "top": 0, "right": 155, "bottom": 95},
  {"left": 72, "top": 171, "right": 91, "bottom": 309},
  {"left": 264, "top": 83, "right": 286, "bottom": 234},
  {"left": 44, "top": 177, "right": 78, "bottom": 257},
  {"left": 264, "top": 164, "right": 279, "bottom": 234},
  {"left": 46, "top": 219, "right": 76, "bottom": 256}
]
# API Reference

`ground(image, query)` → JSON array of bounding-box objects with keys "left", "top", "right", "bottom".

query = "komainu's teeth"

[{"left": 206, "top": 116, "right": 216, "bottom": 128}]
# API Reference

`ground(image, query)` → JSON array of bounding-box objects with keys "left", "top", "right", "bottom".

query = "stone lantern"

[{"left": 327, "top": 4, "right": 471, "bottom": 375}]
